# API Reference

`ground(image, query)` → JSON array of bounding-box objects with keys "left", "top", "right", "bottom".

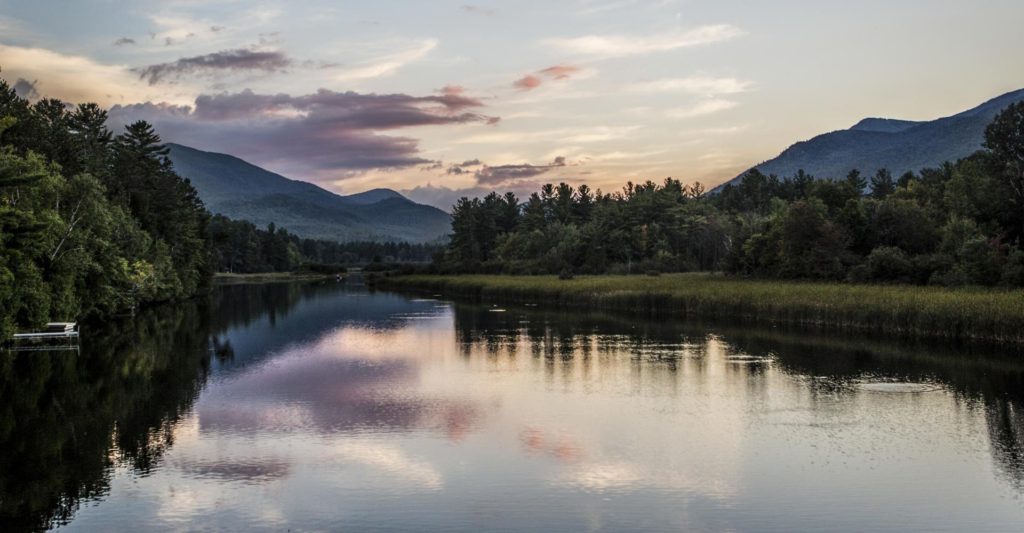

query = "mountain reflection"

[{"left": 2, "top": 282, "right": 1024, "bottom": 531}]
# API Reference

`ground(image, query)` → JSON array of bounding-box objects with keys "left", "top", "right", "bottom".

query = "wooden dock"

[{"left": 5, "top": 322, "right": 80, "bottom": 352}]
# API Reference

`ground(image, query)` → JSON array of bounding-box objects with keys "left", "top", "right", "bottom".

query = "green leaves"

[{"left": 0, "top": 90, "right": 213, "bottom": 338}]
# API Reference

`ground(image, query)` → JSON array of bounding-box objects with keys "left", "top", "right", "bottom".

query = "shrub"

[
  {"left": 1000, "top": 247, "right": 1024, "bottom": 287},
  {"left": 866, "top": 246, "right": 912, "bottom": 282}
]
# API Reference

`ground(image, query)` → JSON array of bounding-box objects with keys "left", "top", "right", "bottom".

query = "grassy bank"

[
  {"left": 380, "top": 274, "right": 1024, "bottom": 344},
  {"left": 213, "top": 272, "right": 342, "bottom": 284}
]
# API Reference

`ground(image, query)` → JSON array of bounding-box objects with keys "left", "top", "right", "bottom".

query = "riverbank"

[
  {"left": 213, "top": 272, "right": 343, "bottom": 284},
  {"left": 379, "top": 274, "right": 1024, "bottom": 344}
]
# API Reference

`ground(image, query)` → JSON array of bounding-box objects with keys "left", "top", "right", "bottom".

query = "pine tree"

[{"left": 870, "top": 168, "right": 896, "bottom": 198}]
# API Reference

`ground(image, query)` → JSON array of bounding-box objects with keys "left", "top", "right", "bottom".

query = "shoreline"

[
  {"left": 213, "top": 272, "right": 344, "bottom": 284},
  {"left": 378, "top": 273, "right": 1024, "bottom": 345}
]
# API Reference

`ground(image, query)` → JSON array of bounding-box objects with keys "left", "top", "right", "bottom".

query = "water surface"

[{"left": 3, "top": 281, "right": 1023, "bottom": 531}]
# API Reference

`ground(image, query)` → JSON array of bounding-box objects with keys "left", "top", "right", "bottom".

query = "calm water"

[{"left": 2, "top": 280, "right": 1024, "bottom": 532}]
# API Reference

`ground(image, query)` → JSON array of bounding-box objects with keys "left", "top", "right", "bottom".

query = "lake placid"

[{"left": 3, "top": 281, "right": 1024, "bottom": 532}]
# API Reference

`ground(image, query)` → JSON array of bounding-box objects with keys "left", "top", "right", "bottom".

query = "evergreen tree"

[
  {"left": 870, "top": 168, "right": 896, "bottom": 198},
  {"left": 984, "top": 101, "right": 1024, "bottom": 241},
  {"left": 844, "top": 169, "right": 867, "bottom": 193}
]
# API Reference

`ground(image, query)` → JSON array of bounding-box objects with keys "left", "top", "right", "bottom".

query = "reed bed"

[{"left": 381, "top": 274, "right": 1024, "bottom": 344}]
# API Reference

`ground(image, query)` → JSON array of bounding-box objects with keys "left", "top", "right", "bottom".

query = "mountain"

[
  {"left": 166, "top": 143, "right": 451, "bottom": 243},
  {"left": 720, "top": 88, "right": 1024, "bottom": 188}
]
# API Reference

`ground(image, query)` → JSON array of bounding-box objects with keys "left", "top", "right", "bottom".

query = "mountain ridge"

[
  {"left": 719, "top": 88, "right": 1024, "bottom": 188},
  {"left": 166, "top": 143, "right": 451, "bottom": 243}
]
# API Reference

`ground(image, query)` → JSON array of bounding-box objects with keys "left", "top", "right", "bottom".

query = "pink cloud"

[
  {"left": 513, "top": 74, "right": 543, "bottom": 91},
  {"left": 512, "top": 64, "right": 583, "bottom": 91},
  {"left": 107, "top": 86, "right": 498, "bottom": 177},
  {"left": 539, "top": 64, "right": 581, "bottom": 80}
]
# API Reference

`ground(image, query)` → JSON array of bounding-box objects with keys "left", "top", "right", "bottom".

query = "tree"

[
  {"left": 32, "top": 98, "right": 79, "bottom": 176},
  {"left": 983, "top": 102, "right": 1024, "bottom": 241},
  {"left": 844, "top": 169, "right": 867, "bottom": 193},
  {"left": 775, "top": 199, "right": 848, "bottom": 279},
  {"left": 870, "top": 168, "right": 896, "bottom": 198},
  {"left": 70, "top": 103, "right": 113, "bottom": 178},
  {"left": 111, "top": 120, "right": 210, "bottom": 297},
  {"left": 0, "top": 146, "right": 51, "bottom": 338}
]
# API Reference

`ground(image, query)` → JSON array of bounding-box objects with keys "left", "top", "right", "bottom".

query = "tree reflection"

[
  {"left": 451, "top": 302, "right": 1024, "bottom": 494},
  {"left": 0, "top": 300, "right": 213, "bottom": 531}
]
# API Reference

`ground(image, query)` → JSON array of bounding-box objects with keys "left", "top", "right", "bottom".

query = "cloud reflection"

[{"left": 198, "top": 326, "right": 482, "bottom": 440}]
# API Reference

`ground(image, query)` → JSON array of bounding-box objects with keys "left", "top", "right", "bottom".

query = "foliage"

[
  {"left": 439, "top": 104, "right": 1024, "bottom": 289},
  {"left": 440, "top": 179, "right": 726, "bottom": 275},
  {"left": 208, "top": 214, "right": 441, "bottom": 273},
  {"left": 0, "top": 80, "right": 211, "bottom": 338}
]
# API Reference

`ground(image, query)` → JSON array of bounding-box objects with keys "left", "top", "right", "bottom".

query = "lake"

[{"left": 2, "top": 280, "right": 1023, "bottom": 532}]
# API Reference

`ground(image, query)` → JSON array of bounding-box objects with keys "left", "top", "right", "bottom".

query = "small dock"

[{"left": 5, "top": 322, "right": 80, "bottom": 352}]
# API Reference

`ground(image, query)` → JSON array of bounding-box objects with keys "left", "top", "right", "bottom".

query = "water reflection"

[
  {"left": 1, "top": 281, "right": 1023, "bottom": 531},
  {"left": 0, "top": 301, "right": 212, "bottom": 531}
]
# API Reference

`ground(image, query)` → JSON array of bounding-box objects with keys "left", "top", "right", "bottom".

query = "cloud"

[
  {"left": 513, "top": 74, "right": 542, "bottom": 91},
  {"left": 12, "top": 78, "right": 39, "bottom": 100},
  {"left": 404, "top": 183, "right": 538, "bottom": 211},
  {"left": 666, "top": 98, "right": 738, "bottom": 119},
  {"left": 406, "top": 155, "right": 582, "bottom": 209},
  {"left": 539, "top": 64, "right": 581, "bottom": 80},
  {"left": 147, "top": 10, "right": 262, "bottom": 45},
  {"left": 446, "top": 159, "right": 483, "bottom": 174},
  {"left": 544, "top": 24, "right": 743, "bottom": 58},
  {"left": 189, "top": 87, "right": 490, "bottom": 124},
  {"left": 335, "top": 39, "right": 437, "bottom": 81},
  {"left": 474, "top": 156, "right": 567, "bottom": 185},
  {"left": 0, "top": 43, "right": 185, "bottom": 106},
  {"left": 107, "top": 87, "right": 496, "bottom": 180},
  {"left": 628, "top": 75, "right": 752, "bottom": 95},
  {"left": 456, "top": 125, "right": 638, "bottom": 145},
  {"left": 136, "top": 49, "right": 293, "bottom": 85},
  {"left": 511, "top": 64, "right": 584, "bottom": 91},
  {"left": 113, "top": 37, "right": 137, "bottom": 46}
]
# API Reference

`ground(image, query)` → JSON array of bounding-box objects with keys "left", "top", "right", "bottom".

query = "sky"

[{"left": 2, "top": 0, "right": 1024, "bottom": 210}]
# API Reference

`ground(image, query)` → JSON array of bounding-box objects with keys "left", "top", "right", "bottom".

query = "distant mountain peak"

[
  {"left": 343, "top": 188, "right": 405, "bottom": 205},
  {"left": 717, "top": 87, "right": 1024, "bottom": 189},
  {"left": 849, "top": 118, "right": 921, "bottom": 133}
]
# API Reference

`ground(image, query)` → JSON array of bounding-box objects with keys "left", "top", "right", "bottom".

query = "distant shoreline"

[
  {"left": 380, "top": 274, "right": 1024, "bottom": 345},
  {"left": 213, "top": 272, "right": 342, "bottom": 284}
]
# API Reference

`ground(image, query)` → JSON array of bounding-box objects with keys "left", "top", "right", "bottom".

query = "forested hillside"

[
  {"left": 439, "top": 103, "right": 1024, "bottom": 287},
  {"left": 0, "top": 81, "right": 212, "bottom": 339}
]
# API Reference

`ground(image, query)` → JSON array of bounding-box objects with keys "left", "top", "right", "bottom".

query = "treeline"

[
  {"left": 208, "top": 215, "right": 440, "bottom": 273},
  {"left": 0, "top": 81, "right": 211, "bottom": 339},
  {"left": 439, "top": 103, "right": 1024, "bottom": 287},
  {"left": 0, "top": 79, "right": 435, "bottom": 339}
]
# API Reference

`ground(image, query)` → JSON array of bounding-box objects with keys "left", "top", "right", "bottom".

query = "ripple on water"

[
  {"left": 856, "top": 381, "right": 944, "bottom": 393},
  {"left": 725, "top": 355, "right": 775, "bottom": 364}
]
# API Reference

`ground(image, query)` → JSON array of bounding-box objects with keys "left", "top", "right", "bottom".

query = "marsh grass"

[{"left": 383, "top": 274, "right": 1024, "bottom": 344}]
